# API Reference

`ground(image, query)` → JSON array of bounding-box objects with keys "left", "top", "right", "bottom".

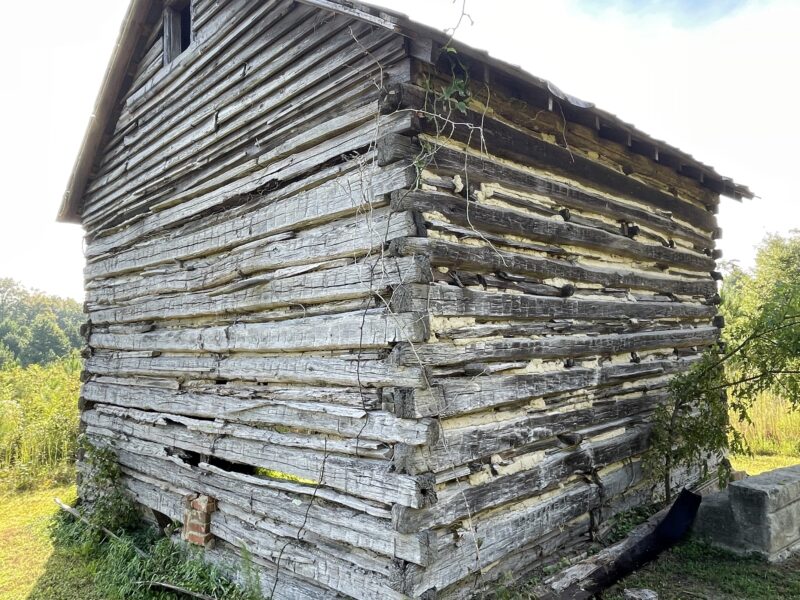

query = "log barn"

[{"left": 58, "top": 1, "right": 752, "bottom": 598}]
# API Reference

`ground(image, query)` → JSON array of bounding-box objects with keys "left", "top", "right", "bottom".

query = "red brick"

[
  {"left": 186, "top": 511, "right": 210, "bottom": 526},
  {"left": 190, "top": 495, "right": 217, "bottom": 513},
  {"left": 180, "top": 493, "right": 217, "bottom": 548},
  {"left": 186, "top": 520, "right": 210, "bottom": 534},
  {"left": 184, "top": 531, "right": 215, "bottom": 547}
]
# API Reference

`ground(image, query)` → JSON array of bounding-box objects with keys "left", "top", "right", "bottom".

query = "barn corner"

[{"left": 60, "top": 1, "right": 752, "bottom": 597}]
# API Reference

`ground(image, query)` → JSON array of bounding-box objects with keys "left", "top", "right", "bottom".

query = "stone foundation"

[{"left": 694, "top": 465, "right": 800, "bottom": 561}]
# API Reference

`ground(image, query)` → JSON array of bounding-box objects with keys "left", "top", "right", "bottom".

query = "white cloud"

[
  {"left": 377, "top": 0, "right": 800, "bottom": 267},
  {"left": 1, "top": 0, "right": 796, "bottom": 300}
]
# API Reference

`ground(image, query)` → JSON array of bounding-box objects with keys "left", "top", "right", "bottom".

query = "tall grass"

[
  {"left": 732, "top": 392, "right": 800, "bottom": 458},
  {"left": 0, "top": 352, "right": 81, "bottom": 489}
]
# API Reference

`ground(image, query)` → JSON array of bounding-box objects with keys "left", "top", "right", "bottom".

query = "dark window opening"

[
  {"left": 168, "top": 447, "right": 201, "bottom": 466},
  {"left": 179, "top": 3, "right": 192, "bottom": 52},
  {"left": 164, "top": 1, "right": 192, "bottom": 65}
]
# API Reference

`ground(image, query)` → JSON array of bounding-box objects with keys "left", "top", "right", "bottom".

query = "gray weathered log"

[
  {"left": 82, "top": 379, "right": 436, "bottom": 445},
  {"left": 389, "top": 357, "right": 696, "bottom": 418},
  {"left": 391, "top": 237, "right": 717, "bottom": 297},
  {"left": 85, "top": 351, "right": 426, "bottom": 388},
  {"left": 392, "top": 190, "right": 715, "bottom": 272},
  {"left": 84, "top": 408, "right": 435, "bottom": 508},
  {"left": 392, "top": 326, "right": 717, "bottom": 367},
  {"left": 391, "top": 284, "right": 717, "bottom": 323},
  {"left": 91, "top": 310, "right": 428, "bottom": 353},
  {"left": 89, "top": 256, "right": 429, "bottom": 324}
]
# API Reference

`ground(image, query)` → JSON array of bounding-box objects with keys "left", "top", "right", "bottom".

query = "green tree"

[
  {"left": 721, "top": 234, "right": 800, "bottom": 404},
  {"left": 0, "top": 341, "right": 15, "bottom": 369},
  {"left": 0, "top": 279, "right": 83, "bottom": 366},
  {"left": 0, "top": 318, "right": 30, "bottom": 359},
  {"left": 646, "top": 232, "right": 800, "bottom": 502},
  {"left": 21, "top": 312, "right": 71, "bottom": 366}
]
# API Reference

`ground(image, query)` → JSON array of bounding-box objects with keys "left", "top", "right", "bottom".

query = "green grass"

[
  {"left": 26, "top": 542, "right": 104, "bottom": 600},
  {"left": 600, "top": 396, "right": 800, "bottom": 600},
  {"left": 0, "top": 482, "right": 261, "bottom": 600},
  {"left": 605, "top": 539, "right": 800, "bottom": 600},
  {"left": 730, "top": 453, "right": 799, "bottom": 475},
  {"left": 728, "top": 392, "right": 800, "bottom": 476},
  {"left": 0, "top": 484, "right": 100, "bottom": 600},
  {"left": 732, "top": 392, "right": 800, "bottom": 458},
  {"left": 0, "top": 355, "right": 81, "bottom": 492}
]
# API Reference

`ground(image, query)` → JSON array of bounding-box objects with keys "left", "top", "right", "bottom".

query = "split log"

[
  {"left": 82, "top": 380, "right": 436, "bottom": 445},
  {"left": 391, "top": 284, "right": 717, "bottom": 323},
  {"left": 400, "top": 393, "right": 664, "bottom": 473},
  {"left": 392, "top": 189, "right": 715, "bottom": 272},
  {"left": 89, "top": 256, "right": 429, "bottom": 324},
  {"left": 85, "top": 350, "right": 426, "bottom": 389},
  {"left": 90, "top": 310, "right": 428, "bottom": 353},
  {"left": 391, "top": 237, "right": 717, "bottom": 298},
  {"left": 392, "top": 326, "right": 718, "bottom": 367},
  {"left": 390, "top": 427, "right": 647, "bottom": 536},
  {"left": 390, "top": 82, "right": 718, "bottom": 231},
  {"left": 389, "top": 357, "right": 697, "bottom": 418},
  {"left": 122, "top": 475, "right": 408, "bottom": 600},
  {"left": 114, "top": 450, "right": 435, "bottom": 565},
  {"left": 405, "top": 484, "right": 598, "bottom": 596},
  {"left": 84, "top": 408, "right": 435, "bottom": 508},
  {"left": 88, "top": 208, "right": 418, "bottom": 303}
]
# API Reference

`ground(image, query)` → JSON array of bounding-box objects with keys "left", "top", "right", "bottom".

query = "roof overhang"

[
  {"left": 58, "top": 0, "right": 158, "bottom": 223},
  {"left": 57, "top": 0, "right": 753, "bottom": 224}
]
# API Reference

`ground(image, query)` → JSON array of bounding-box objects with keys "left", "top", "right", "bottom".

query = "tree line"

[{"left": 0, "top": 279, "right": 84, "bottom": 367}]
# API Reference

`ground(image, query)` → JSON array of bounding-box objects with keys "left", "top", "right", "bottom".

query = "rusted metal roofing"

[{"left": 57, "top": 0, "right": 753, "bottom": 223}]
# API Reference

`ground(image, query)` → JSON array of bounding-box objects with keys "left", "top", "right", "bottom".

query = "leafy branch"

[{"left": 645, "top": 233, "right": 800, "bottom": 503}]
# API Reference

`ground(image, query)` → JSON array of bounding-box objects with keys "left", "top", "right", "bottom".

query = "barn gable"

[
  {"left": 59, "top": 0, "right": 751, "bottom": 224},
  {"left": 61, "top": 2, "right": 751, "bottom": 598}
]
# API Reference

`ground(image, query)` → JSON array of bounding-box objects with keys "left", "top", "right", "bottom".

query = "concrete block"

[
  {"left": 765, "top": 501, "right": 800, "bottom": 556},
  {"left": 729, "top": 465, "right": 800, "bottom": 513},
  {"left": 692, "top": 464, "right": 800, "bottom": 561},
  {"left": 694, "top": 489, "right": 742, "bottom": 550}
]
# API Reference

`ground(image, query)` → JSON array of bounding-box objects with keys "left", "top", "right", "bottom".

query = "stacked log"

[
  {"left": 74, "top": 2, "right": 722, "bottom": 598},
  {"left": 372, "top": 67, "right": 721, "bottom": 595}
]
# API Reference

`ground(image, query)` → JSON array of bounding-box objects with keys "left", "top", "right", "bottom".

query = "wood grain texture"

[{"left": 71, "top": 1, "right": 723, "bottom": 596}]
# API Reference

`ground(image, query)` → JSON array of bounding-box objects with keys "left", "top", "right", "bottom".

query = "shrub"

[{"left": 0, "top": 352, "right": 81, "bottom": 489}]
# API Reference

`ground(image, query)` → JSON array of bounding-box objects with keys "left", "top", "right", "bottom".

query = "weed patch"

[
  {"left": 605, "top": 539, "right": 800, "bottom": 599},
  {"left": 0, "top": 354, "right": 80, "bottom": 491}
]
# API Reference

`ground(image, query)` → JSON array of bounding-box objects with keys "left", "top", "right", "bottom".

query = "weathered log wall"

[
  {"left": 372, "top": 51, "right": 720, "bottom": 596},
  {"left": 75, "top": 2, "right": 722, "bottom": 598}
]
